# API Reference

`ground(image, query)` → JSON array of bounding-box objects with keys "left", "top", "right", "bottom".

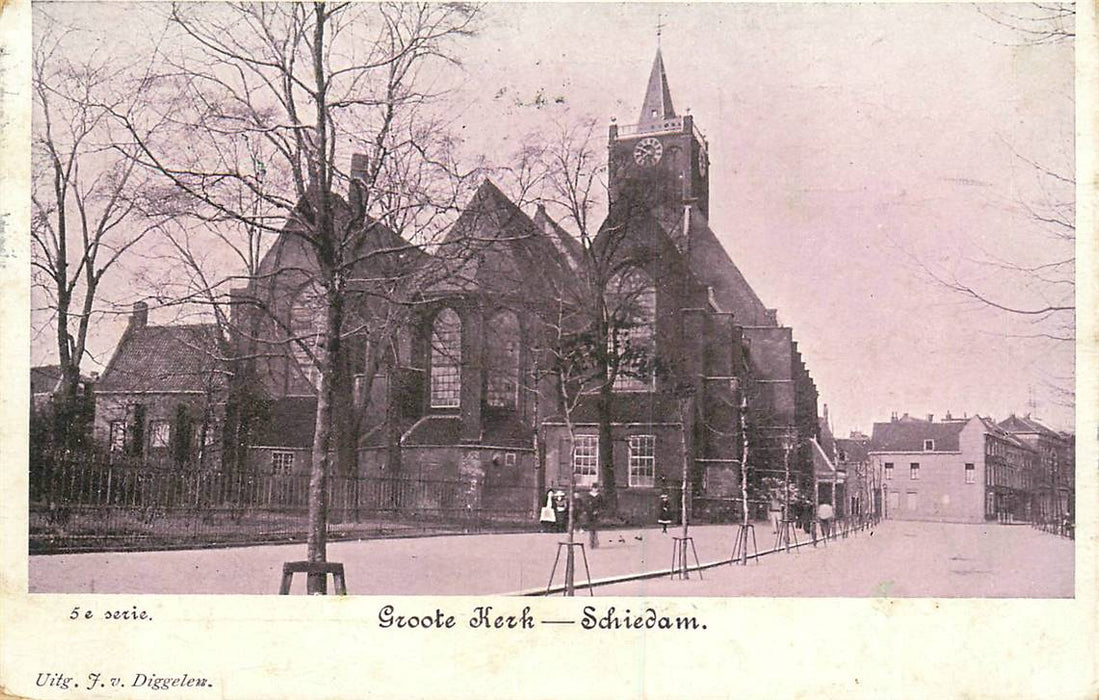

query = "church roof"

[
  {"left": 436, "top": 179, "right": 576, "bottom": 297},
  {"left": 532, "top": 204, "right": 582, "bottom": 269},
  {"left": 686, "top": 209, "right": 772, "bottom": 326},
  {"left": 639, "top": 48, "right": 676, "bottom": 124}
]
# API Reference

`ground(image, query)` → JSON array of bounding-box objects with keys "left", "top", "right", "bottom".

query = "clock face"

[
  {"left": 698, "top": 146, "right": 708, "bottom": 176},
  {"left": 633, "top": 137, "right": 663, "bottom": 167}
]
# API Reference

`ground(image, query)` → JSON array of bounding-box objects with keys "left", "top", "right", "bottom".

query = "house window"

[
  {"left": 109, "top": 421, "right": 126, "bottom": 453},
  {"left": 965, "top": 463, "right": 975, "bottom": 484},
  {"left": 149, "top": 421, "right": 170, "bottom": 448},
  {"left": 271, "top": 451, "right": 295, "bottom": 475},
  {"left": 573, "top": 435, "right": 598, "bottom": 486},
  {"left": 608, "top": 267, "right": 656, "bottom": 391},
  {"left": 486, "top": 311, "right": 520, "bottom": 408},
  {"left": 906, "top": 491, "right": 919, "bottom": 511},
  {"left": 628, "top": 435, "right": 656, "bottom": 487},
  {"left": 430, "top": 308, "right": 462, "bottom": 408},
  {"left": 910, "top": 462, "right": 920, "bottom": 480},
  {"left": 923, "top": 439, "right": 935, "bottom": 451},
  {"left": 504, "top": 452, "right": 516, "bottom": 468},
  {"left": 884, "top": 462, "right": 894, "bottom": 480}
]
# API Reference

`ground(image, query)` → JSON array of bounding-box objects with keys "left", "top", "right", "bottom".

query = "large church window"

[
  {"left": 430, "top": 308, "right": 462, "bottom": 408},
  {"left": 608, "top": 267, "right": 656, "bottom": 391},
  {"left": 486, "top": 310, "right": 520, "bottom": 408},
  {"left": 290, "top": 284, "right": 323, "bottom": 391}
]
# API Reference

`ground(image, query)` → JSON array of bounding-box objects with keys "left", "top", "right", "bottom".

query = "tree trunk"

[
  {"left": 597, "top": 381, "right": 617, "bottom": 515},
  {"left": 306, "top": 298, "right": 337, "bottom": 594}
]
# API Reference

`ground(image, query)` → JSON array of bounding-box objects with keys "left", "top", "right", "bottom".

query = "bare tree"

[
  {"left": 30, "top": 12, "right": 163, "bottom": 447},
  {"left": 498, "top": 117, "right": 669, "bottom": 516},
  {"left": 107, "top": 2, "right": 479, "bottom": 592}
]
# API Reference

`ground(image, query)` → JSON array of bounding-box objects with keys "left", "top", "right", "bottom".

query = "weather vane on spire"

[{"left": 656, "top": 13, "right": 666, "bottom": 46}]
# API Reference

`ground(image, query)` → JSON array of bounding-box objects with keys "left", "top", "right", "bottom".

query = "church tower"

[{"left": 608, "top": 48, "right": 710, "bottom": 227}]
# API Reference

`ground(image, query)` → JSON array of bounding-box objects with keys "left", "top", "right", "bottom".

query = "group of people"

[
  {"left": 539, "top": 484, "right": 605, "bottom": 548},
  {"left": 539, "top": 487, "right": 679, "bottom": 546},
  {"left": 769, "top": 494, "right": 835, "bottom": 538}
]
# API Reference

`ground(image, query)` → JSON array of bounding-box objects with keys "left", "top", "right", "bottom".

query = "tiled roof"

[
  {"left": 97, "top": 324, "right": 225, "bottom": 393},
  {"left": 870, "top": 418, "right": 967, "bottom": 452},
  {"left": 31, "top": 365, "right": 62, "bottom": 395},
  {"left": 251, "top": 395, "right": 317, "bottom": 448},
  {"left": 835, "top": 437, "right": 869, "bottom": 463},
  {"left": 999, "top": 414, "right": 1062, "bottom": 439}
]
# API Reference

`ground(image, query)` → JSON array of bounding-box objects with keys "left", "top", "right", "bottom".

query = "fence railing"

[{"left": 30, "top": 453, "right": 539, "bottom": 553}]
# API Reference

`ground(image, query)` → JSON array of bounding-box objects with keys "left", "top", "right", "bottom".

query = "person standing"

[
  {"left": 539, "top": 490, "right": 557, "bottom": 532},
  {"left": 586, "top": 484, "right": 602, "bottom": 549},
  {"left": 657, "top": 494, "right": 672, "bottom": 534},
  {"left": 818, "top": 501, "right": 835, "bottom": 539},
  {"left": 769, "top": 494, "right": 784, "bottom": 536}
]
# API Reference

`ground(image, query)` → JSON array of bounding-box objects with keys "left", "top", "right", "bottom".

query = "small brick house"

[{"left": 94, "top": 302, "right": 227, "bottom": 467}]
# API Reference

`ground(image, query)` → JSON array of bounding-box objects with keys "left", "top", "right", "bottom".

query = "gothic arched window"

[
  {"left": 290, "top": 284, "right": 323, "bottom": 391},
  {"left": 608, "top": 266, "right": 656, "bottom": 391},
  {"left": 486, "top": 310, "right": 520, "bottom": 408},
  {"left": 430, "top": 308, "right": 462, "bottom": 408}
]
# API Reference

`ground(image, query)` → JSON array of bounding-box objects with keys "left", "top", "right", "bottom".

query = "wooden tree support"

[
  {"left": 730, "top": 523, "right": 759, "bottom": 565},
  {"left": 671, "top": 536, "right": 702, "bottom": 580},
  {"left": 546, "top": 541, "right": 593, "bottom": 596},
  {"left": 775, "top": 518, "right": 800, "bottom": 553},
  {"left": 279, "top": 561, "right": 347, "bottom": 595}
]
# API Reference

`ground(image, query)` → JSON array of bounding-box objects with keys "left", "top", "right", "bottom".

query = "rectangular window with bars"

[
  {"left": 910, "top": 462, "right": 920, "bottom": 480},
  {"left": 628, "top": 435, "right": 655, "bottom": 487},
  {"left": 965, "top": 463, "right": 976, "bottom": 484},
  {"left": 573, "top": 435, "right": 598, "bottom": 486},
  {"left": 271, "top": 451, "right": 295, "bottom": 475},
  {"left": 884, "top": 462, "right": 894, "bottom": 480}
]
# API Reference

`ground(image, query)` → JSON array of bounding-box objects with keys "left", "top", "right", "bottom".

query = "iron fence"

[{"left": 30, "top": 453, "right": 539, "bottom": 553}]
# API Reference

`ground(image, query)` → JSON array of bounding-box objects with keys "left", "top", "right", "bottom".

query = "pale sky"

[{"left": 28, "top": 3, "right": 1076, "bottom": 434}]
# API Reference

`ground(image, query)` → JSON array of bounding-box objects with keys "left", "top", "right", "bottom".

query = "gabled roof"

[
  {"left": 638, "top": 48, "right": 676, "bottom": 124},
  {"left": 31, "top": 365, "right": 62, "bottom": 395},
  {"left": 810, "top": 437, "right": 840, "bottom": 480},
  {"left": 97, "top": 324, "right": 225, "bottom": 394},
  {"left": 532, "top": 204, "right": 582, "bottom": 269},
  {"left": 435, "top": 179, "right": 575, "bottom": 297},
  {"left": 870, "top": 417, "right": 968, "bottom": 452},
  {"left": 999, "top": 414, "right": 1063, "bottom": 439},
  {"left": 835, "top": 437, "right": 870, "bottom": 463}
]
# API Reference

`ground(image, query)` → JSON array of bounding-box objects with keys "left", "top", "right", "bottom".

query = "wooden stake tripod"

[
  {"left": 775, "top": 517, "right": 800, "bottom": 552},
  {"left": 545, "top": 541, "right": 593, "bottom": 596},
  {"left": 731, "top": 523, "right": 759, "bottom": 565},
  {"left": 671, "top": 536, "right": 703, "bottom": 579}
]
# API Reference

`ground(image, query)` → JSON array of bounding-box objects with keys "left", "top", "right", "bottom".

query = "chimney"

[
  {"left": 349, "top": 153, "right": 369, "bottom": 214},
  {"left": 927, "top": 414, "right": 934, "bottom": 423},
  {"left": 823, "top": 403, "right": 830, "bottom": 425},
  {"left": 131, "top": 301, "right": 148, "bottom": 329},
  {"left": 891, "top": 411, "right": 898, "bottom": 422},
  {"left": 945, "top": 411, "right": 953, "bottom": 421}
]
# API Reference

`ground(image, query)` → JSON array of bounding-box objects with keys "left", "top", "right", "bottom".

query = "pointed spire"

[{"left": 638, "top": 48, "right": 676, "bottom": 125}]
